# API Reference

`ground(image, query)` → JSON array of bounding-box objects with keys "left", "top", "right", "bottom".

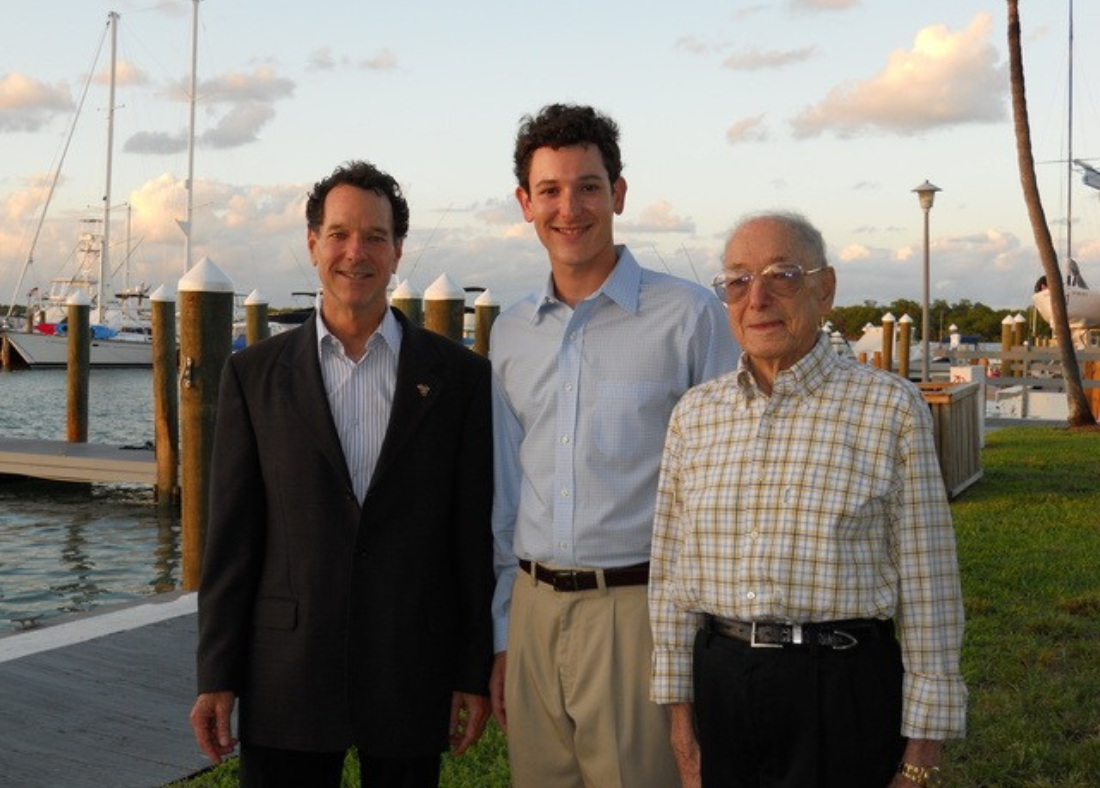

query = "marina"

[{"left": 0, "top": 368, "right": 177, "bottom": 632}]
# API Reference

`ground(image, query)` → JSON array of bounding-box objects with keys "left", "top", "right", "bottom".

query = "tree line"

[{"left": 826, "top": 299, "right": 1034, "bottom": 342}]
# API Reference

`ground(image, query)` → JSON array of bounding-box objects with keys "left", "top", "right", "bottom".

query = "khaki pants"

[{"left": 504, "top": 571, "right": 679, "bottom": 788}]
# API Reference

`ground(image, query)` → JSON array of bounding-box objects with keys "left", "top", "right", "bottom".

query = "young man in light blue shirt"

[{"left": 489, "top": 103, "right": 738, "bottom": 788}]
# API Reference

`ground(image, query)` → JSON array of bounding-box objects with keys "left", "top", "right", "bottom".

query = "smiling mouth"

[{"left": 553, "top": 225, "right": 589, "bottom": 237}]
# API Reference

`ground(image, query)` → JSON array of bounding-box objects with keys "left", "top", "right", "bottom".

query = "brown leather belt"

[
  {"left": 519, "top": 559, "right": 649, "bottom": 592},
  {"left": 707, "top": 616, "right": 893, "bottom": 650}
]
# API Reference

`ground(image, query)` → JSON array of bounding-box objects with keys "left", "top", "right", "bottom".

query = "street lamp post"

[{"left": 912, "top": 180, "right": 941, "bottom": 382}]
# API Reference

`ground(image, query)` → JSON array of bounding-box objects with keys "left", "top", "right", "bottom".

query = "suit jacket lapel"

[
  {"left": 368, "top": 309, "right": 443, "bottom": 493},
  {"left": 278, "top": 315, "right": 354, "bottom": 489}
]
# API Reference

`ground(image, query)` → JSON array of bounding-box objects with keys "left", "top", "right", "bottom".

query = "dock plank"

[
  {"left": 0, "top": 437, "right": 156, "bottom": 484},
  {"left": 0, "top": 594, "right": 208, "bottom": 787}
]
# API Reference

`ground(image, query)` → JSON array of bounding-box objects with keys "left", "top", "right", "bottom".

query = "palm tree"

[{"left": 1005, "top": 0, "right": 1096, "bottom": 428}]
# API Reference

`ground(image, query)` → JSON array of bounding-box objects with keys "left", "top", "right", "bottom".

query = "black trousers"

[
  {"left": 239, "top": 742, "right": 442, "bottom": 788},
  {"left": 692, "top": 622, "right": 907, "bottom": 788}
]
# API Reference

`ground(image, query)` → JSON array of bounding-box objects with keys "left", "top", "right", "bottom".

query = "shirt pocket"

[{"left": 592, "top": 381, "right": 677, "bottom": 461}]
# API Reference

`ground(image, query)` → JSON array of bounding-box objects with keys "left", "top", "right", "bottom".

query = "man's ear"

[
  {"left": 612, "top": 177, "right": 627, "bottom": 215},
  {"left": 515, "top": 186, "right": 534, "bottom": 222},
  {"left": 818, "top": 266, "right": 837, "bottom": 312}
]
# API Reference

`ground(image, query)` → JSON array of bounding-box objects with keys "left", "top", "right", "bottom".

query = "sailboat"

[
  {"left": 3, "top": 4, "right": 204, "bottom": 369},
  {"left": 1031, "top": 0, "right": 1100, "bottom": 343},
  {"left": 1, "top": 12, "right": 154, "bottom": 369}
]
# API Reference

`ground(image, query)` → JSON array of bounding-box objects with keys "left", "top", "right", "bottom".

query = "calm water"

[{"left": 0, "top": 368, "right": 180, "bottom": 631}]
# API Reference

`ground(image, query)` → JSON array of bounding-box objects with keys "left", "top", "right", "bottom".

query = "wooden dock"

[
  {"left": 0, "top": 437, "right": 156, "bottom": 484},
  {"left": 0, "top": 593, "right": 209, "bottom": 787}
]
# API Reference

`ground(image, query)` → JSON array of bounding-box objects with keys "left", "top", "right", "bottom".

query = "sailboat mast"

[
  {"left": 101, "top": 11, "right": 119, "bottom": 324},
  {"left": 184, "top": 0, "right": 200, "bottom": 273},
  {"left": 1066, "top": 0, "right": 1074, "bottom": 264}
]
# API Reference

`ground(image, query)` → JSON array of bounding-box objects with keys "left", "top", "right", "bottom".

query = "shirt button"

[
  {"left": 561, "top": 435, "right": 570, "bottom": 444},
  {"left": 558, "top": 541, "right": 568, "bottom": 550},
  {"left": 561, "top": 488, "right": 570, "bottom": 498},
  {"left": 746, "top": 591, "right": 757, "bottom": 600},
  {"left": 565, "top": 383, "right": 575, "bottom": 392},
  {"left": 749, "top": 531, "right": 758, "bottom": 539}
]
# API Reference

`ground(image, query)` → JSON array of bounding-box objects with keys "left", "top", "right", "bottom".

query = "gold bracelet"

[{"left": 898, "top": 762, "right": 943, "bottom": 787}]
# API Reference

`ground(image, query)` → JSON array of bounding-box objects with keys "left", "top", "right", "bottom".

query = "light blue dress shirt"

[
  {"left": 316, "top": 303, "right": 401, "bottom": 503},
  {"left": 490, "top": 246, "right": 739, "bottom": 649}
]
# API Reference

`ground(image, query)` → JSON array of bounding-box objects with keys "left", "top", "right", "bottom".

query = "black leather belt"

[
  {"left": 519, "top": 559, "right": 649, "bottom": 592},
  {"left": 707, "top": 616, "right": 893, "bottom": 650}
]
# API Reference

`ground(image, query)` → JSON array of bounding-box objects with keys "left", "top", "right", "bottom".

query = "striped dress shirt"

[
  {"left": 316, "top": 305, "right": 401, "bottom": 503},
  {"left": 649, "top": 332, "right": 967, "bottom": 739},
  {"left": 490, "top": 247, "right": 739, "bottom": 651}
]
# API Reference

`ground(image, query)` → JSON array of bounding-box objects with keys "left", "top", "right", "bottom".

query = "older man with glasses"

[{"left": 649, "top": 211, "right": 967, "bottom": 788}]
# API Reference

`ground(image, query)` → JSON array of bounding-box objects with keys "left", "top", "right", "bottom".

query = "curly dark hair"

[
  {"left": 305, "top": 160, "right": 410, "bottom": 239},
  {"left": 512, "top": 104, "right": 624, "bottom": 192}
]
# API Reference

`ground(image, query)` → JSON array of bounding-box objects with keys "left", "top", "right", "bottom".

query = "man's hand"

[
  {"left": 489, "top": 651, "right": 507, "bottom": 731},
  {"left": 448, "top": 692, "right": 490, "bottom": 756},
  {"left": 889, "top": 738, "right": 943, "bottom": 787},
  {"left": 189, "top": 691, "right": 238, "bottom": 764},
  {"left": 669, "top": 703, "right": 701, "bottom": 788}
]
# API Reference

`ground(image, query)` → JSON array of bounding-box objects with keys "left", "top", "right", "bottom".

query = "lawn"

[{"left": 170, "top": 426, "right": 1100, "bottom": 787}]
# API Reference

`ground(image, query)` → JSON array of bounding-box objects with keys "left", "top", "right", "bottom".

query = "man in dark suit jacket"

[{"left": 189, "top": 160, "right": 494, "bottom": 788}]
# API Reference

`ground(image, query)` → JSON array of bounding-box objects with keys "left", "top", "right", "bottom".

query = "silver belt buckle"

[{"left": 750, "top": 622, "right": 784, "bottom": 648}]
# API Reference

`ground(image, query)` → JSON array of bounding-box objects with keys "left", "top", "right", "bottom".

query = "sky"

[{"left": 2, "top": 0, "right": 1099, "bottom": 316}]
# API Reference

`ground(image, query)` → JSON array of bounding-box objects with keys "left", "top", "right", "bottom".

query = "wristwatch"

[{"left": 898, "top": 762, "right": 943, "bottom": 787}]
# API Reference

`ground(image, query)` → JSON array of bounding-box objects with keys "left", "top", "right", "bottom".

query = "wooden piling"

[
  {"left": 245, "top": 289, "right": 270, "bottom": 346},
  {"left": 473, "top": 289, "right": 500, "bottom": 357},
  {"left": 897, "top": 314, "right": 913, "bottom": 379},
  {"left": 178, "top": 258, "right": 235, "bottom": 591},
  {"left": 66, "top": 293, "right": 91, "bottom": 443},
  {"left": 1001, "top": 316, "right": 1014, "bottom": 378},
  {"left": 391, "top": 279, "right": 424, "bottom": 326},
  {"left": 151, "top": 285, "right": 179, "bottom": 505},
  {"left": 424, "top": 273, "right": 465, "bottom": 343},
  {"left": 881, "top": 313, "right": 895, "bottom": 373}
]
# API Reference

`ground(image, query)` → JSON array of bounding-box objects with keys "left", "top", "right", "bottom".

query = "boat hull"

[
  {"left": 1032, "top": 287, "right": 1100, "bottom": 330},
  {"left": 1, "top": 330, "right": 152, "bottom": 368}
]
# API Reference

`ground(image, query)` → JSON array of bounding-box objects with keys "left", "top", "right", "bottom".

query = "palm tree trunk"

[{"left": 1006, "top": 0, "right": 1096, "bottom": 427}]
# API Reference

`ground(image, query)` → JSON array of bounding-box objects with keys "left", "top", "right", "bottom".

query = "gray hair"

[{"left": 726, "top": 211, "right": 828, "bottom": 268}]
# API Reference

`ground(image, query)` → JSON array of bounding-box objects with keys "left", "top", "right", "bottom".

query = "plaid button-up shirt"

[{"left": 649, "top": 333, "right": 967, "bottom": 739}]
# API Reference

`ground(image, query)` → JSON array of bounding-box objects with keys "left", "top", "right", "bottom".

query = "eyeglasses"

[{"left": 711, "top": 262, "right": 828, "bottom": 303}]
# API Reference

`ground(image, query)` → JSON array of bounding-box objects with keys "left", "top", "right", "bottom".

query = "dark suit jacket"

[{"left": 196, "top": 307, "right": 494, "bottom": 757}]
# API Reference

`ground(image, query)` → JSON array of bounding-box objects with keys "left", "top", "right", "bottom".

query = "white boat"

[
  {"left": 2, "top": 14, "right": 154, "bottom": 369},
  {"left": 1032, "top": 274, "right": 1100, "bottom": 341},
  {"left": 1, "top": 330, "right": 152, "bottom": 368}
]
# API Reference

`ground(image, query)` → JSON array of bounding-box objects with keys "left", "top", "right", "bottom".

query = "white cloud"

[
  {"left": 726, "top": 115, "right": 770, "bottom": 145},
  {"left": 0, "top": 73, "right": 72, "bottom": 132},
  {"left": 201, "top": 102, "right": 277, "bottom": 149},
  {"left": 620, "top": 201, "right": 695, "bottom": 234},
  {"left": 791, "top": 13, "right": 1006, "bottom": 138},
  {"left": 789, "top": 0, "right": 860, "bottom": 11},
  {"left": 839, "top": 243, "right": 872, "bottom": 262},
  {"left": 359, "top": 49, "right": 399, "bottom": 71},
  {"left": 675, "top": 36, "right": 710, "bottom": 56},
  {"left": 722, "top": 46, "right": 817, "bottom": 71},
  {"left": 94, "top": 60, "right": 149, "bottom": 88}
]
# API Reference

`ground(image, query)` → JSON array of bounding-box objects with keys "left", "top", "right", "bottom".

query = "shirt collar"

[
  {"left": 530, "top": 245, "right": 641, "bottom": 324},
  {"left": 735, "top": 330, "right": 836, "bottom": 399},
  {"left": 315, "top": 296, "right": 402, "bottom": 359}
]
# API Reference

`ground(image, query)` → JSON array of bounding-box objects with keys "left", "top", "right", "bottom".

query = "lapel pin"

[{"left": 417, "top": 384, "right": 431, "bottom": 397}]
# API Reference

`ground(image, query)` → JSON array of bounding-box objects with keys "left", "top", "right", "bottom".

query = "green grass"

[
  {"left": 170, "top": 426, "right": 1100, "bottom": 787},
  {"left": 946, "top": 426, "right": 1100, "bottom": 787}
]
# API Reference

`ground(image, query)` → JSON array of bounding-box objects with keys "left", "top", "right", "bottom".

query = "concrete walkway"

[{"left": 0, "top": 593, "right": 209, "bottom": 787}]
